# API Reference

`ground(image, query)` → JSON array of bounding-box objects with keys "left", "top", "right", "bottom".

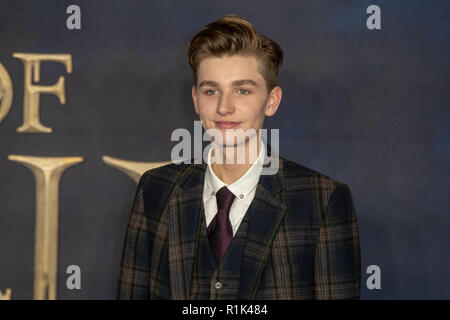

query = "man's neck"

[
  {"left": 211, "top": 161, "right": 253, "bottom": 185},
  {"left": 210, "top": 135, "right": 260, "bottom": 185}
]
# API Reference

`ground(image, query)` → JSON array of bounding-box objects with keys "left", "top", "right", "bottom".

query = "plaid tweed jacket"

[{"left": 117, "top": 148, "right": 361, "bottom": 299}]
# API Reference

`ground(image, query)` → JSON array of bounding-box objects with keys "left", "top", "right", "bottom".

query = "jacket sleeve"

[
  {"left": 314, "top": 183, "right": 361, "bottom": 299},
  {"left": 116, "top": 173, "right": 151, "bottom": 299}
]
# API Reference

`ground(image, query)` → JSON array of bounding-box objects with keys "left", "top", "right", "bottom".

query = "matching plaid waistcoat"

[{"left": 190, "top": 204, "right": 252, "bottom": 299}]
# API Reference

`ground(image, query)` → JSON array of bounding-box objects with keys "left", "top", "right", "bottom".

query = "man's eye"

[
  {"left": 204, "top": 89, "right": 216, "bottom": 95},
  {"left": 238, "top": 89, "right": 251, "bottom": 95}
]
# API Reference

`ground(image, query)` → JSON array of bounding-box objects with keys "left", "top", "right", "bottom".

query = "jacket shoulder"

[
  {"left": 279, "top": 157, "right": 355, "bottom": 224},
  {"left": 140, "top": 161, "right": 191, "bottom": 184},
  {"left": 138, "top": 162, "right": 193, "bottom": 214},
  {"left": 280, "top": 156, "right": 348, "bottom": 193}
]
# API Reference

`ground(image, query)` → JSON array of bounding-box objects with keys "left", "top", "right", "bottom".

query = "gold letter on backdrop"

[
  {"left": 0, "top": 62, "right": 13, "bottom": 124},
  {"left": 8, "top": 155, "right": 83, "bottom": 300},
  {"left": 0, "top": 288, "right": 12, "bottom": 300},
  {"left": 102, "top": 155, "right": 176, "bottom": 183},
  {"left": 12, "top": 53, "right": 72, "bottom": 133}
]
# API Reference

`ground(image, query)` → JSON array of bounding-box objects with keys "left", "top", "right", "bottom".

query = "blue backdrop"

[{"left": 0, "top": 0, "right": 449, "bottom": 299}]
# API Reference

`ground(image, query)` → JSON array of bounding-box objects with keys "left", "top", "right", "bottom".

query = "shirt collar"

[{"left": 204, "top": 138, "right": 265, "bottom": 200}]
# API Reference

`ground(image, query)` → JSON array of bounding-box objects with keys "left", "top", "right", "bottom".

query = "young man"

[{"left": 117, "top": 14, "right": 361, "bottom": 299}]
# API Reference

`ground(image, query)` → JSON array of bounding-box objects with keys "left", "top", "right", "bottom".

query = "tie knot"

[{"left": 216, "top": 186, "right": 235, "bottom": 213}]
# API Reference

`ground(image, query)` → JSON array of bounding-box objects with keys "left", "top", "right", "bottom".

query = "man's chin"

[{"left": 213, "top": 138, "right": 247, "bottom": 148}]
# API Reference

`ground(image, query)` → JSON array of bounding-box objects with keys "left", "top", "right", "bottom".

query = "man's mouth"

[{"left": 215, "top": 121, "right": 241, "bottom": 129}]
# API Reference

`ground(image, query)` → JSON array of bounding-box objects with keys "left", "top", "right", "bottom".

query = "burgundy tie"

[{"left": 207, "top": 186, "right": 235, "bottom": 264}]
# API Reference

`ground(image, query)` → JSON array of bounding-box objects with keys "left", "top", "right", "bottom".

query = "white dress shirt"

[{"left": 202, "top": 138, "right": 265, "bottom": 236}]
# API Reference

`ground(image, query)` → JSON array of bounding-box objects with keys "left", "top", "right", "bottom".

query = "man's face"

[{"left": 192, "top": 54, "right": 281, "bottom": 147}]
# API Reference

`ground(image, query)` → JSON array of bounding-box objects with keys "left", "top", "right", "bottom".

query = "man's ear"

[
  {"left": 192, "top": 85, "right": 199, "bottom": 115},
  {"left": 265, "top": 86, "right": 282, "bottom": 117}
]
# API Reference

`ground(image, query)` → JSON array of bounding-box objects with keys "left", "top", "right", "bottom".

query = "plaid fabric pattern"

[{"left": 117, "top": 149, "right": 361, "bottom": 300}]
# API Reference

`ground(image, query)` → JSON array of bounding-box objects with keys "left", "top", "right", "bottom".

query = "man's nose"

[{"left": 217, "top": 91, "right": 235, "bottom": 115}]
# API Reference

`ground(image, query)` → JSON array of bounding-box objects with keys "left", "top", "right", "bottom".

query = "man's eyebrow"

[
  {"left": 198, "top": 79, "right": 259, "bottom": 88},
  {"left": 231, "top": 79, "right": 259, "bottom": 87},
  {"left": 198, "top": 80, "right": 220, "bottom": 88}
]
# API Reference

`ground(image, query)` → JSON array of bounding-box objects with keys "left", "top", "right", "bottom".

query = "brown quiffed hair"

[{"left": 187, "top": 13, "right": 284, "bottom": 93}]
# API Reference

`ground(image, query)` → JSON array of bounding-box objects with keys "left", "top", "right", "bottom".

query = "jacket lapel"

[{"left": 238, "top": 151, "right": 287, "bottom": 299}]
